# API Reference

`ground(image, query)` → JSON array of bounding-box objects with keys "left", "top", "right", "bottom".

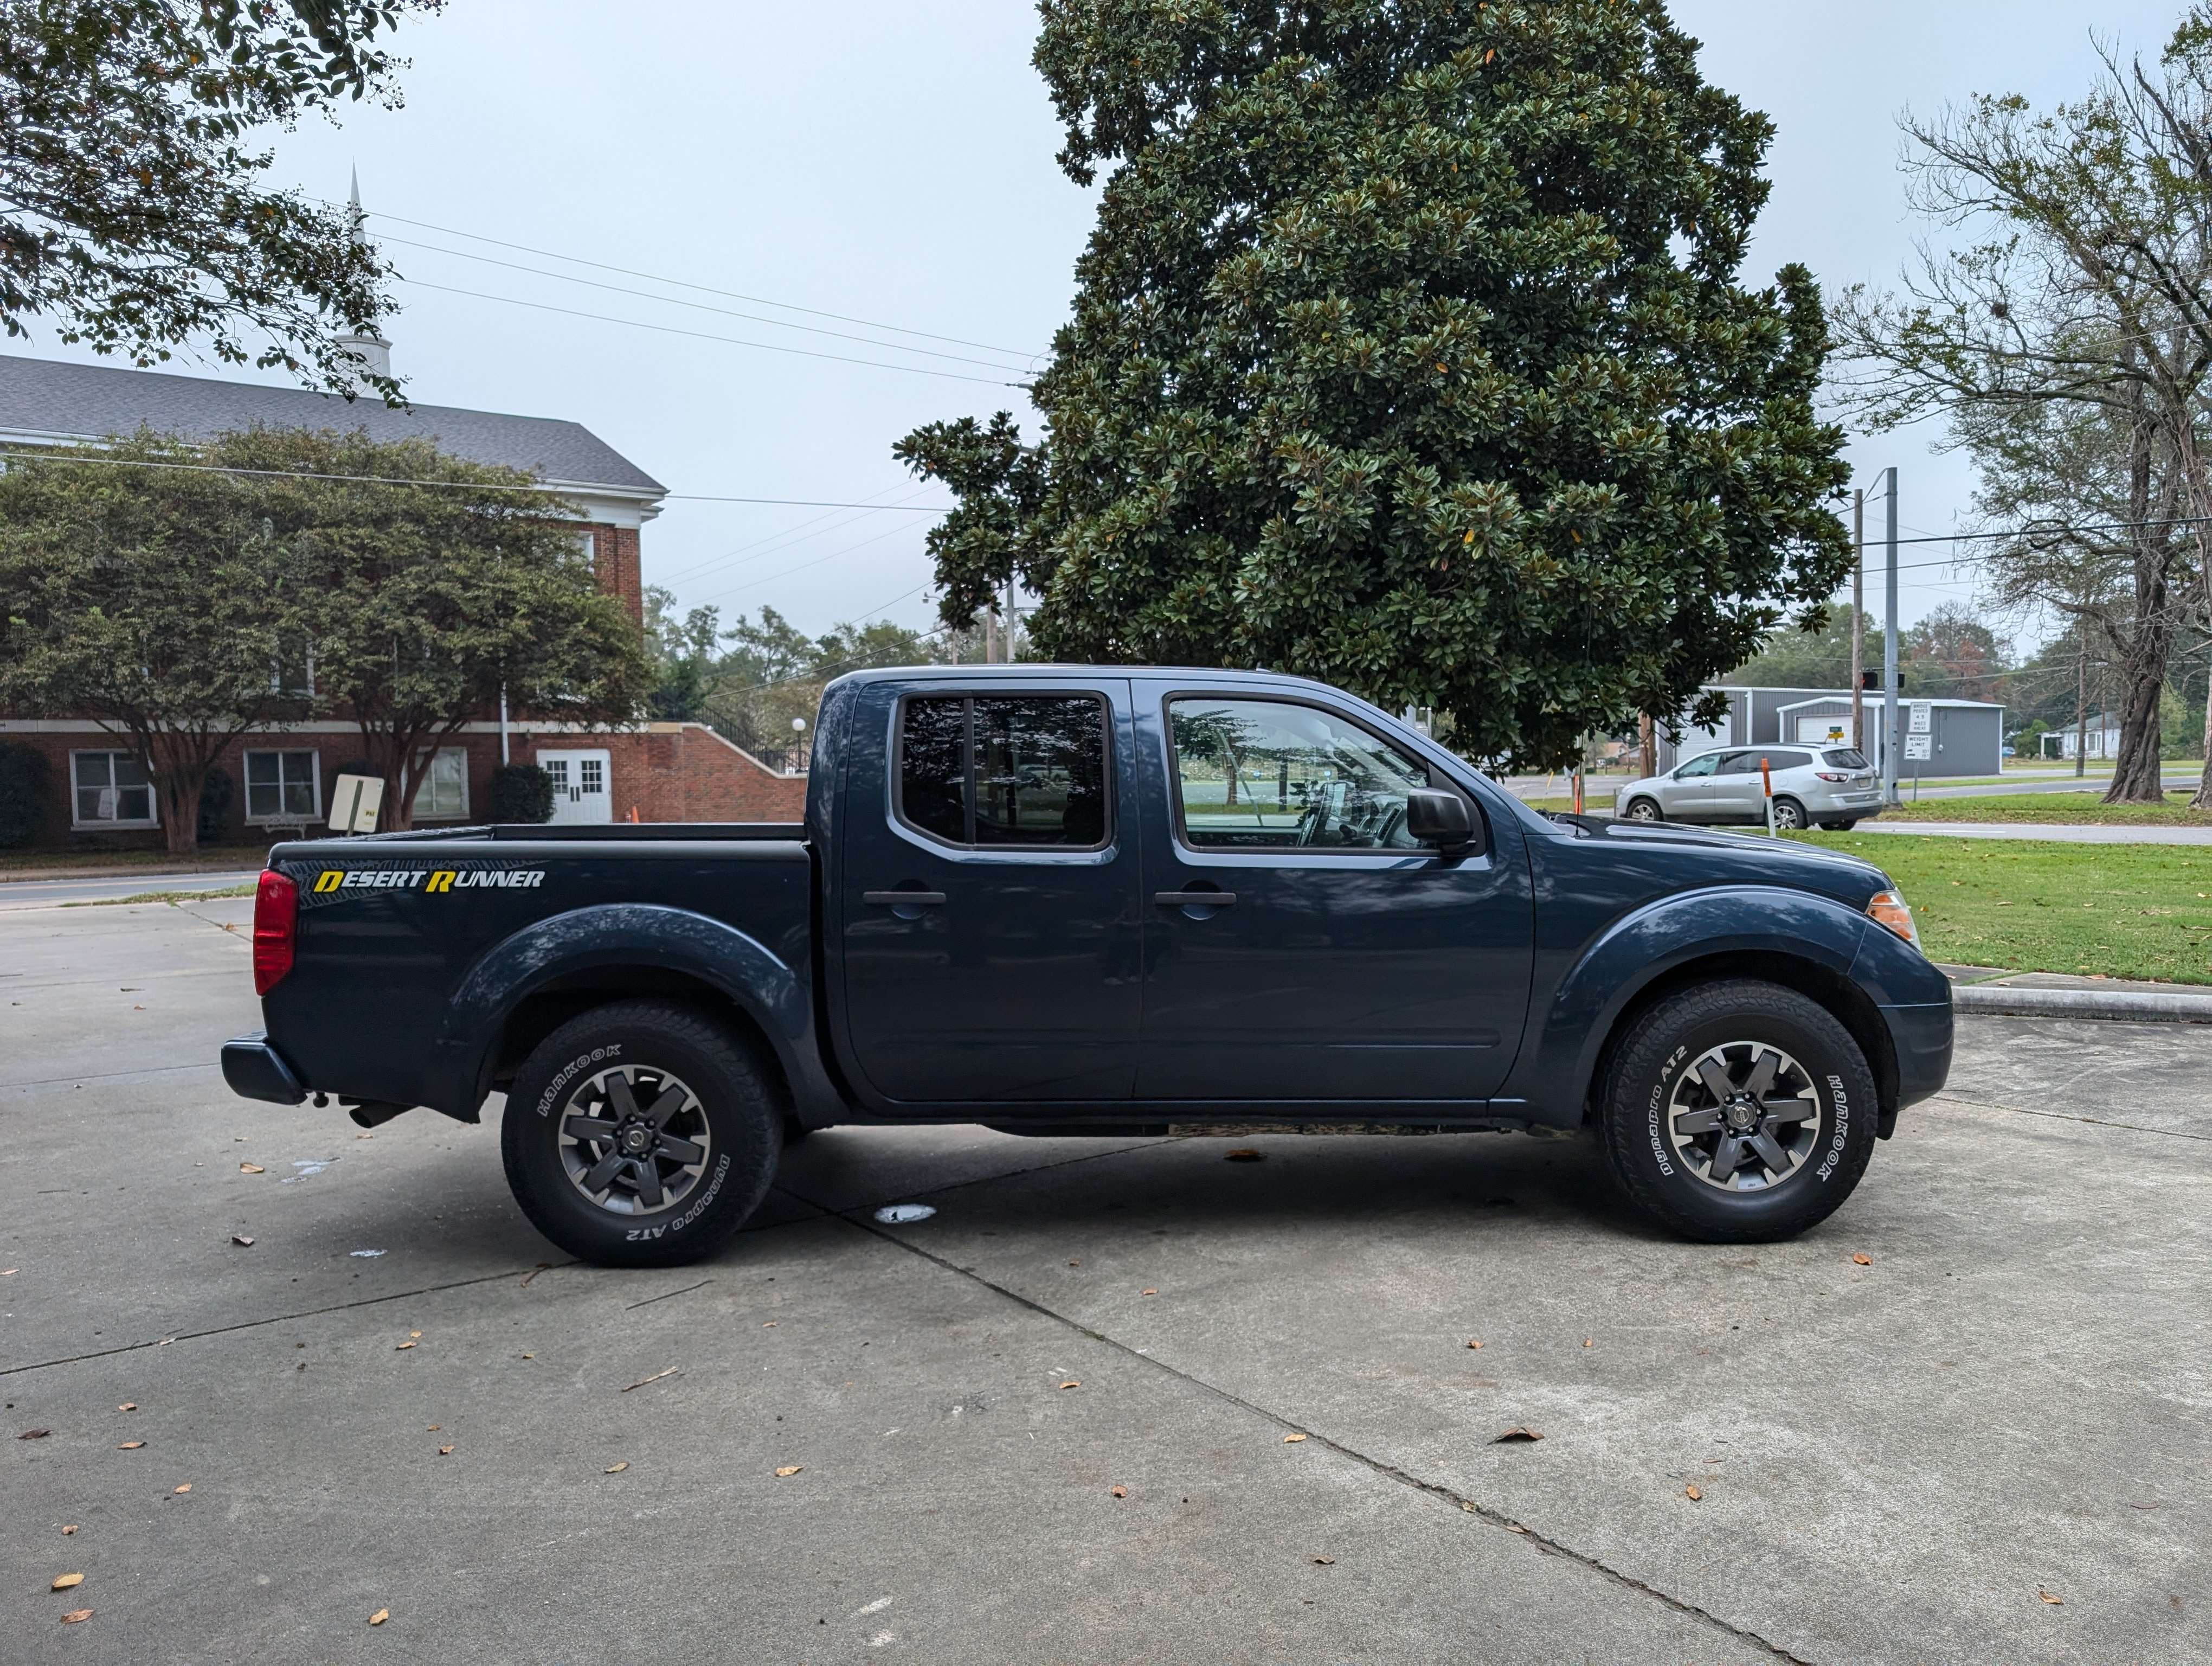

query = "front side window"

[
  {"left": 245, "top": 750, "right": 320, "bottom": 821},
  {"left": 412, "top": 747, "right": 468, "bottom": 819},
  {"left": 1169, "top": 699, "right": 1430, "bottom": 851},
  {"left": 72, "top": 751, "right": 156, "bottom": 825},
  {"left": 1674, "top": 753, "right": 1722, "bottom": 779},
  {"left": 896, "top": 694, "right": 1109, "bottom": 849}
]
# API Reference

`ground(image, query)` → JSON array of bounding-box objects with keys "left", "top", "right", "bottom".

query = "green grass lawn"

[
  {"left": 1791, "top": 831, "right": 2212, "bottom": 984},
  {"left": 1881, "top": 791, "right": 2212, "bottom": 825}
]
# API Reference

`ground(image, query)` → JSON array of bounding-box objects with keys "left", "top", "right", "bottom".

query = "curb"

[{"left": 1953, "top": 984, "right": 2212, "bottom": 1024}]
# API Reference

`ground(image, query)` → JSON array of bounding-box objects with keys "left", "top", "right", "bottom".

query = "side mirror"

[{"left": 1406, "top": 789, "right": 1477, "bottom": 854}]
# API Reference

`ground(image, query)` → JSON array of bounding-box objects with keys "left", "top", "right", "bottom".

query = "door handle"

[
  {"left": 1155, "top": 891, "right": 1236, "bottom": 907},
  {"left": 863, "top": 891, "right": 946, "bottom": 906}
]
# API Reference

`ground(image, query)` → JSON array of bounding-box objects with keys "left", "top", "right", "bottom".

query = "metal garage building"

[{"left": 1654, "top": 686, "right": 2004, "bottom": 780}]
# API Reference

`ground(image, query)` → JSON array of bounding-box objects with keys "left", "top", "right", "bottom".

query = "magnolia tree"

[{"left": 898, "top": 0, "right": 1850, "bottom": 768}]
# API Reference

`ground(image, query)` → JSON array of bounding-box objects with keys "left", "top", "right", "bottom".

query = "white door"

[{"left": 539, "top": 748, "right": 612, "bottom": 824}]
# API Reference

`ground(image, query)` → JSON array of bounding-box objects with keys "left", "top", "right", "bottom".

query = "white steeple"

[{"left": 332, "top": 166, "right": 394, "bottom": 397}]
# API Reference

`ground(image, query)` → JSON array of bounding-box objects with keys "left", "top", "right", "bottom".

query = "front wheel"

[
  {"left": 1621, "top": 797, "right": 1663, "bottom": 824},
  {"left": 1600, "top": 980, "right": 1877, "bottom": 1243},
  {"left": 501, "top": 1001, "right": 781, "bottom": 1267},
  {"left": 1818, "top": 818, "right": 1860, "bottom": 831}
]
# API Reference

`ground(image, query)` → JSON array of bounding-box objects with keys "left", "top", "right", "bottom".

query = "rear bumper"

[{"left": 221, "top": 1031, "right": 307, "bottom": 1105}]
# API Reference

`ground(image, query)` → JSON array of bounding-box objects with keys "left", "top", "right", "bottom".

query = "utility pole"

[
  {"left": 1882, "top": 467, "right": 1902, "bottom": 807},
  {"left": 2074, "top": 629, "right": 2087, "bottom": 778},
  {"left": 1850, "top": 488, "right": 1865, "bottom": 754}
]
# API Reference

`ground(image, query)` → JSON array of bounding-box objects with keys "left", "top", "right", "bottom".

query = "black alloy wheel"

[
  {"left": 502, "top": 1000, "right": 781, "bottom": 1267},
  {"left": 1600, "top": 979, "right": 1877, "bottom": 1242}
]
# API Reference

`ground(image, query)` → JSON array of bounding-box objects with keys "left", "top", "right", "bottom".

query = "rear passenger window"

[{"left": 896, "top": 694, "right": 1110, "bottom": 849}]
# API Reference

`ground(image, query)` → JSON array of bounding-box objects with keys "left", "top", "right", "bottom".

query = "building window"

[
  {"left": 244, "top": 750, "right": 321, "bottom": 823},
  {"left": 412, "top": 747, "right": 470, "bottom": 820},
  {"left": 72, "top": 751, "right": 158, "bottom": 827}
]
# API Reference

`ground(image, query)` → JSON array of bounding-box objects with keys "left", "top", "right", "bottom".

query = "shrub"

[
  {"left": 0, "top": 743, "right": 50, "bottom": 848},
  {"left": 491, "top": 763, "right": 555, "bottom": 824}
]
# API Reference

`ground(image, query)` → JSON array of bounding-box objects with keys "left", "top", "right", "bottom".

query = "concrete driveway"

[{"left": 2, "top": 894, "right": 2206, "bottom": 1664}]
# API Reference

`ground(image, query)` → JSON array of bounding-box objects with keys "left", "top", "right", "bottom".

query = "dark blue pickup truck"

[{"left": 223, "top": 665, "right": 1952, "bottom": 1265}]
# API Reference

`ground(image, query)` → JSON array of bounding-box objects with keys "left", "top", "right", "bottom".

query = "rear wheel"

[
  {"left": 1818, "top": 818, "right": 1860, "bottom": 831},
  {"left": 1600, "top": 980, "right": 1877, "bottom": 1243},
  {"left": 1770, "top": 797, "right": 1807, "bottom": 831},
  {"left": 501, "top": 1000, "right": 780, "bottom": 1267},
  {"left": 1622, "top": 797, "right": 1663, "bottom": 824}
]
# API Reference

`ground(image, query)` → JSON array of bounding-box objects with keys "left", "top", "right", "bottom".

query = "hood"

[{"left": 1540, "top": 812, "right": 1894, "bottom": 901}]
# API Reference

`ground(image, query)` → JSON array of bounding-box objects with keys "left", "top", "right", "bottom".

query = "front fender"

[
  {"left": 434, "top": 904, "right": 838, "bottom": 1121},
  {"left": 1506, "top": 886, "right": 1876, "bottom": 1126}
]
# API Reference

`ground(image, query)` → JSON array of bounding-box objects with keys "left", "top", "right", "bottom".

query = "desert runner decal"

[{"left": 297, "top": 866, "right": 546, "bottom": 906}]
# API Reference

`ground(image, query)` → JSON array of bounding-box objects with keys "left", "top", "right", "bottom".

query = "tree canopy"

[
  {"left": 899, "top": 0, "right": 1849, "bottom": 768},
  {"left": 0, "top": 0, "right": 440, "bottom": 396}
]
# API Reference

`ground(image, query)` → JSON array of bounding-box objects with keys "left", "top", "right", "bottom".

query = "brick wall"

[{"left": 591, "top": 524, "right": 643, "bottom": 627}]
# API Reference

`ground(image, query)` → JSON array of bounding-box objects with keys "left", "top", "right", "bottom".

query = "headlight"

[{"left": 1867, "top": 888, "right": 1921, "bottom": 952}]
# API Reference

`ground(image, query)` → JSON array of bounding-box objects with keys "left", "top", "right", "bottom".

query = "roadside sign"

[
  {"left": 1904, "top": 733, "right": 1933, "bottom": 761},
  {"left": 1909, "top": 701, "right": 1932, "bottom": 733},
  {"left": 327, "top": 773, "right": 384, "bottom": 834}
]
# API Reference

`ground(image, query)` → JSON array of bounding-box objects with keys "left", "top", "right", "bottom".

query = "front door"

[
  {"left": 1136, "top": 691, "right": 1532, "bottom": 1104},
  {"left": 1659, "top": 751, "right": 1722, "bottom": 820},
  {"left": 835, "top": 680, "right": 1142, "bottom": 1106},
  {"left": 538, "top": 749, "right": 612, "bottom": 824}
]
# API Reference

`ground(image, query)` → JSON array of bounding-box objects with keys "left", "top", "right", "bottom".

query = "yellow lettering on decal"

[
  {"left": 426, "top": 870, "right": 455, "bottom": 893},
  {"left": 313, "top": 871, "right": 344, "bottom": 893}
]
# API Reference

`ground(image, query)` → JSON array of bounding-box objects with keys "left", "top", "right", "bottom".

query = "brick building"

[{"left": 0, "top": 348, "right": 806, "bottom": 847}]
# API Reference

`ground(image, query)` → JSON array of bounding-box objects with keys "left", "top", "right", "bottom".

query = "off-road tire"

[
  {"left": 501, "top": 1000, "right": 781, "bottom": 1268},
  {"left": 1622, "top": 797, "right": 1663, "bottom": 824},
  {"left": 1600, "top": 980, "right": 1877, "bottom": 1243}
]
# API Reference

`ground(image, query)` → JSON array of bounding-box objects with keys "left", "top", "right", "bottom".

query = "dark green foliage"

[
  {"left": 491, "top": 764, "right": 555, "bottom": 824},
  {"left": 197, "top": 765, "right": 234, "bottom": 844},
  {"left": 0, "top": 741, "right": 49, "bottom": 848},
  {"left": 899, "top": 0, "right": 1849, "bottom": 768},
  {"left": 0, "top": 1, "right": 440, "bottom": 395}
]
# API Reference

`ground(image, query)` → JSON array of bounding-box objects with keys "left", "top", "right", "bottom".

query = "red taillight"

[
  {"left": 1815, "top": 771, "right": 1850, "bottom": 782},
  {"left": 253, "top": 869, "right": 298, "bottom": 996}
]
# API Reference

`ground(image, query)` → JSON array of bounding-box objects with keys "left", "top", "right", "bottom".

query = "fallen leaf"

[
  {"left": 621, "top": 1367, "right": 679, "bottom": 1392},
  {"left": 603, "top": 1462, "right": 628, "bottom": 1473},
  {"left": 1313, "top": 1555, "right": 1334, "bottom": 1565},
  {"left": 1492, "top": 1428, "right": 1544, "bottom": 1443},
  {"left": 521, "top": 1354, "right": 534, "bottom": 1360},
  {"left": 395, "top": 1342, "right": 415, "bottom": 1350},
  {"left": 775, "top": 1466, "right": 802, "bottom": 1477},
  {"left": 762, "top": 1321, "right": 777, "bottom": 1328},
  {"left": 52, "top": 1573, "right": 83, "bottom": 1590},
  {"left": 61, "top": 1609, "right": 92, "bottom": 1624},
  {"left": 1068, "top": 1260, "right": 1079, "bottom": 1267},
  {"left": 1283, "top": 1433, "right": 1308, "bottom": 1443},
  {"left": 1506, "top": 1524, "right": 1527, "bottom": 1534},
  {"left": 173, "top": 1484, "right": 190, "bottom": 1494},
  {"left": 1583, "top": 1338, "right": 1593, "bottom": 1348},
  {"left": 118, "top": 1441, "right": 143, "bottom": 1450},
  {"left": 1686, "top": 1485, "right": 1703, "bottom": 1501},
  {"left": 1059, "top": 1380, "right": 1081, "bottom": 1391},
  {"left": 369, "top": 1609, "right": 389, "bottom": 1625},
  {"left": 239, "top": 1163, "right": 263, "bottom": 1174},
  {"left": 2039, "top": 1590, "right": 2064, "bottom": 1606},
  {"left": 1111, "top": 1485, "right": 1128, "bottom": 1498},
  {"left": 61, "top": 1526, "right": 78, "bottom": 1535},
  {"left": 18, "top": 1428, "right": 50, "bottom": 1439},
  {"left": 0, "top": 1268, "right": 15, "bottom": 1274},
  {"left": 427, "top": 1426, "right": 439, "bottom": 1432},
  {"left": 409, "top": 1331, "right": 422, "bottom": 1338},
  {"left": 232, "top": 1234, "right": 254, "bottom": 1247},
  {"left": 1224, "top": 1148, "right": 1263, "bottom": 1161},
  {"left": 1466, "top": 1340, "right": 1483, "bottom": 1349},
  {"left": 438, "top": 1445, "right": 454, "bottom": 1456},
  {"left": 118, "top": 1404, "right": 136, "bottom": 1412},
  {"left": 1853, "top": 1253, "right": 1873, "bottom": 1266},
  {"left": 1142, "top": 1289, "right": 1158, "bottom": 1297}
]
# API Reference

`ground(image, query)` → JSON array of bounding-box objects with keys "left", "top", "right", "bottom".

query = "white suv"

[{"left": 1614, "top": 746, "right": 1883, "bottom": 831}]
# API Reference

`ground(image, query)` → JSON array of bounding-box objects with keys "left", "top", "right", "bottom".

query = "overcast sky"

[{"left": 9, "top": 0, "right": 2196, "bottom": 647}]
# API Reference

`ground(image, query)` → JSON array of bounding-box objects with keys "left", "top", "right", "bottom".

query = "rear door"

[
  {"left": 1134, "top": 687, "right": 1532, "bottom": 1104},
  {"left": 834, "top": 677, "right": 1143, "bottom": 1106},
  {"left": 1707, "top": 750, "right": 1765, "bottom": 822}
]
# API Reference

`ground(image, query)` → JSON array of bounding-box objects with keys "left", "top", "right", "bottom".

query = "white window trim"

[
  {"left": 68, "top": 748, "right": 160, "bottom": 830},
  {"left": 242, "top": 748, "right": 323, "bottom": 826},
  {"left": 411, "top": 745, "right": 472, "bottom": 822}
]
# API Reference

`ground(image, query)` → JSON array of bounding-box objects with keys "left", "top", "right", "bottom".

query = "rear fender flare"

[
  {"left": 440, "top": 904, "right": 832, "bottom": 1118},
  {"left": 1515, "top": 887, "right": 1874, "bottom": 1124}
]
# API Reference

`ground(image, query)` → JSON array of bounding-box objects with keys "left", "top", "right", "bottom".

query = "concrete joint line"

[
  {"left": 0, "top": 1263, "right": 567, "bottom": 1377},
  {"left": 3, "top": 1061, "right": 217, "bottom": 1092},
  {"left": 800, "top": 1189, "right": 1815, "bottom": 1666},
  {"left": 1928, "top": 1091, "right": 2212, "bottom": 1144},
  {"left": 1954, "top": 984, "right": 2212, "bottom": 1024}
]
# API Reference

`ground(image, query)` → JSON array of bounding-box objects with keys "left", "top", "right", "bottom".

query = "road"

[
  {"left": 3, "top": 895, "right": 2207, "bottom": 1663},
  {"left": 0, "top": 871, "right": 259, "bottom": 911}
]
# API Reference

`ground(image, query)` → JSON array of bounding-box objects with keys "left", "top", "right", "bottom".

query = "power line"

[
  {"left": 381, "top": 233, "right": 1036, "bottom": 374},
  {"left": 404, "top": 280, "right": 1029, "bottom": 388},
  {"left": 363, "top": 209, "right": 1046, "bottom": 362},
  {"left": 653, "top": 484, "right": 946, "bottom": 588}
]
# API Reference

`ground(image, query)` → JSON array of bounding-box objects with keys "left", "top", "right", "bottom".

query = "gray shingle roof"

[{"left": 0, "top": 353, "right": 664, "bottom": 498}]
